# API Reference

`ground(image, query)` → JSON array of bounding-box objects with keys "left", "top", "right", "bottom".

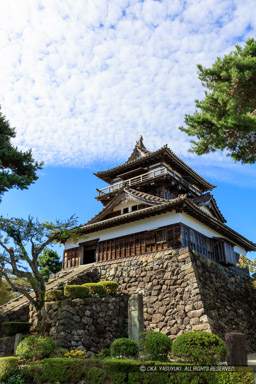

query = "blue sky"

[{"left": 0, "top": 0, "right": 255, "bottom": 262}]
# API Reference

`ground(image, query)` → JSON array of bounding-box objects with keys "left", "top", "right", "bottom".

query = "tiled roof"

[
  {"left": 87, "top": 188, "right": 175, "bottom": 225},
  {"left": 80, "top": 194, "right": 256, "bottom": 252},
  {"left": 190, "top": 193, "right": 226, "bottom": 223},
  {"left": 125, "top": 187, "right": 169, "bottom": 203},
  {"left": 94, "top": 145, "right": 215, "bottom": 191}
]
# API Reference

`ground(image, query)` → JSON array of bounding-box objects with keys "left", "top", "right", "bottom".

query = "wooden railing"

[{"left": 97, "top": 167, "right": 201, "bottom": 197}]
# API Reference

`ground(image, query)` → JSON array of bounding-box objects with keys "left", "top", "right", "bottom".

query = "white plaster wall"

[{"left": 64, "top": 211, "right": 247, "bottom": 255}]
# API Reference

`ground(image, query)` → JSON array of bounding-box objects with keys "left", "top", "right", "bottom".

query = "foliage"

[
  {"left": 21, "top": 357, "right": 95, "bottom": 384},
  {"left": 52, "top": 348, "right": 68, "bottom": 357},
  {"left": 16, "top": 335, "right": 56, "bottom": 361},
  {"left": 6, "top": 358, "right": 254, "bottom": 384},
  {"left": 0, "top": 278, "right": 16, "bottom": 305},
  {"left": 64, "top": 349, "right": 86, "bottom": 358},
  {"left": 83, "top": 282, "right": 106, "bottom": 295},
  {"left": 140, "top": 331, "right": 172, "bottom": 361},
  {"left": 38, "top": 248, "right": 62, "bottom": 282},
  {"left": 180, "top": 38, "right": 256, "bottom": 163},
  {"left": 0, "top": 357, "right": 19, "bottom": 380},
  {"left": 0, "top": 215, "right": 82, "bottom": 332},
  {"left": 0, "top": 368, "right": 25, "bottom": 384},
  {"left": 45, "top": 289, "right": 64, "bottom": 302},
  {"left": 238, "top": 255, "right": 256, "bottom": 286},
  {"left": 110, "top": 338, "right": 139, "bottom": 358},
  {"left": 2, "top": 322, "right": 31, "bottom": 336},
  {"left": 0, "top": 107, "right": 43, "bottom": 201},
  {"left": 99, "top": 280, "right": 119, "bottom": 294},
  {"left": 96, "top": 348, "right": 111, "bottom": 359},
  {"left": 64, "top": 284, "right": 89, "bottom": 299},
  {"left": 87, "top": 367, "right": 107, "bottom": 384},
  {"left": 172, "top": 331, "right": 227, "bottom": 365}
]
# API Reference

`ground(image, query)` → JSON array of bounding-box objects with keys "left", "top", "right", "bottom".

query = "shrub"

[
  {"left": 52, "top": 348, "right": 68, "bottom": 357},
  {"left": 110, "top": 338, "right": 139, "bottom": 358},
  {"left": 45, "top": 289, "right": 64, "bottom": 302},
  {"left": 172, "top": 331, "right": 227, "bottom": 365},
  {"left": 140, "top": 331, "right": 172, "bottom": 361},
  {"left": 97, "top": 348, "right": 111, "bottom": 359},
  {"left": 2, "top": 322, "right": 31, "bottom": 336},
  {"left": 0, "top": 357, "right": 19, "bottom": 381},
  {"left": 22, "top": 358, "right": 96, "bottom": 384},
  {"left": 82, "top": 283, "right": 106, "bottom": 295},
  {"left": 64, "top": 349, "right": 86, "bottom": 358},
  {"left": 64, "top": 285, "right": 89, "bottom": 299},
  {"left": 87, "top": 367, "right": 107, "bottom": 384},
  {"left": 1, "top": 368, "right": 25, "bottom": 384},
  {"left": 100, "top": 281, "right": 118, "bottom": 295},
  {"left": 16, "top": 335, "right": 56, "bottom": 361}
]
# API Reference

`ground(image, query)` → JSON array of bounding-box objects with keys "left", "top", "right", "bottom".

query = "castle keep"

[
  {"left": 1, "top": 137, "right": 256, "bottom": 355},
  {"left": 63, "top": 136, "right": 255, "bottom": 268}
]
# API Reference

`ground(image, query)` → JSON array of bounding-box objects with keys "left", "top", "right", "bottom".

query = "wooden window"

[
  {"left": 63, "top": 248, "right": 79, "bottom": 269},
  {"left": 155, "top": 229, "right": 167, "bottom": 243}
]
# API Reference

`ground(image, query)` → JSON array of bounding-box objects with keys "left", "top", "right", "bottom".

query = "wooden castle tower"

[{"left": 63, "top": 137, "right": 255, "bottom": 269}]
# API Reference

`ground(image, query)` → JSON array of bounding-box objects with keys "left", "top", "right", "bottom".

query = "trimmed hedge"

[
  {"left": 19, "top": 358, "right": 254, "bottom": 384},
  {"left": 2, "top": 322, "right": 31, "bottom": 336},
  {"left": 110, "top": 338, "right": 139, "bottom": 358},
  {"left": 99, "top": 281, "right": 118, "bottom": 294},
  {"left": 0, "top": 357, "right": 19, "bottom": 381},
  {"left": 140, "top": 331, "right": 172, "bottom": 361},
  {"left": 16, "top": 335, "right": 56, "bottom": 361},
  {"left": 172, "top": 331, "right": 227, "bottom": 365},
  {"left": 82, "top": 283, "right": 106, "bottom": 295},
  {"left": 64, "top": 285, "right": 89, "bottom": 299},
  {"left": 21, "top": 358, "right": 96, "bottom": 384},
  {"left": 45, "top": 289, "right": 64, "bottom": 302}
]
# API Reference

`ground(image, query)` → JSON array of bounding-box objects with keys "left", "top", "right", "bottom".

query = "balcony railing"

[{"left": 97, "top": 166, "right": 201, "bottom": 197}]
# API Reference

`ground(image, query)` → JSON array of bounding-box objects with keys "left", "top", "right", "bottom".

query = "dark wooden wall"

[{"left": 97, "top": 224, "right": 181, "bottom": 262}]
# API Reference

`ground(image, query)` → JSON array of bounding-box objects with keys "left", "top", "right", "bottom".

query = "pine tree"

[
  {"left": 0, "top": 107, "right": 43, "bottom": 200},
  {"left": 180, "top": 38, "right": 256, "bottom": 163},
  {"left": 38, "top": 248, "right": 62, "bottom": 282}
]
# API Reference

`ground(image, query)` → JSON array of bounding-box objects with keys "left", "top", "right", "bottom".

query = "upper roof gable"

[
  {"left": 190, "top": 193, "right": 226, "bottom": 223},
  {"left": 88, "top": 187, "right": 169, "bottom": 224}
]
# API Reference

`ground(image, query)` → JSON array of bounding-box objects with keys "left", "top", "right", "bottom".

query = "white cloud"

[{"left": 0, "top": 0, "right": 255, "bottom": 183}]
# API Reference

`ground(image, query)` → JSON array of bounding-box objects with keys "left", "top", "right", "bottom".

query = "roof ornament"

[
  {"left": 125, "top": 135, "right": 151, "bottom": 164},
  {"left": 135, "top": 135, "right": 145, "bottom": 150}
]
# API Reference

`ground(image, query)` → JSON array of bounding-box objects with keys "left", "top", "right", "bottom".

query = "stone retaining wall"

[
  {"left": 0, "top": 336, "right": 16, "bottom": 357},
  {"left": 29, "top": 296, "right": 128, "bottom": 353},
  {"left": 1, "top": 247, "right": 256, "bottom": 353},
  {"left": 0, "top": 305, "right": 29, "bottom": 338},
  {"left": 55, "top": 247, "right": 255, "bottom": 350}
]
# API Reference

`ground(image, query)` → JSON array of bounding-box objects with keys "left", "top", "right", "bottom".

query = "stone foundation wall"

[
  {"left": 0, "top": 336, "right": 16, "bottom": 357},
  {"left": 0, "top": 304, "right": 29, "bottom": 338},
  {"left": 29, "top": 296, "right": 128, "bottom": 353},
  {"left": 1, "top": 247, "right": 256, "bottom": 353},
  {"left": 191, "top": 252, "right": 256, "bottom": 351},
  {"left": 58, "top": 247, "right": 255, "bottom": 350}
]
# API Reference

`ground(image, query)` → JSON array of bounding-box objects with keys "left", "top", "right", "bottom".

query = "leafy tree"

[
  {"left": 238, "top": 255, "right": 256, "bottom": 287},
  {"left": 0, "top": 107, "right": 43, "bottom": 200},
  {"left": 180, "top": 38, "right": 256, "bottom": 163},
  {"left": 0, "top": 215, "right": 82, "bottom": 333},
  {"left": 38, "top": 248, "right": 62, "bottom": 282},
  {"left": 0, "top": 278, "right": 16, "bottom": 305}
]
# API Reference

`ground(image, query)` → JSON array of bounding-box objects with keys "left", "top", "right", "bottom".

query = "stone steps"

[{"left": 0, "top": 263, "right": 96, "bottom": 315}]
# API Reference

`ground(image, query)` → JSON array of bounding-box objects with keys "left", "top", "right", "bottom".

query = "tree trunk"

[{"left": 35, "top": 305, "right": 52, "bottom": 336}]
